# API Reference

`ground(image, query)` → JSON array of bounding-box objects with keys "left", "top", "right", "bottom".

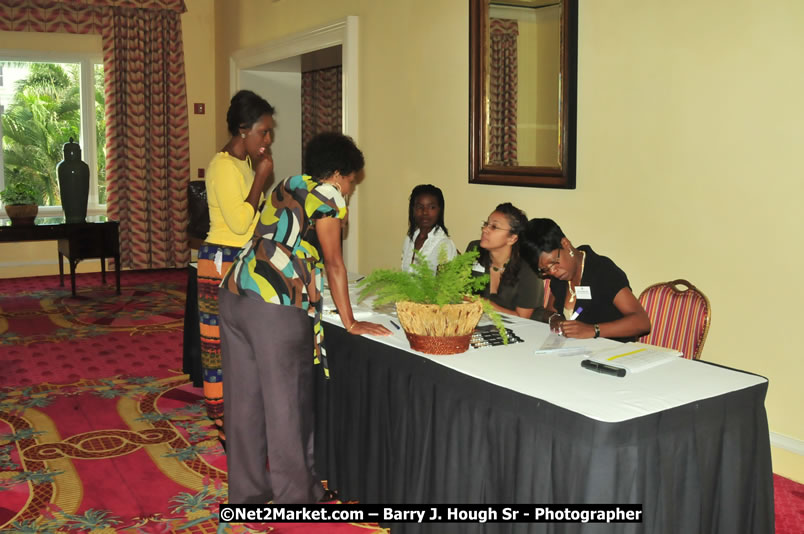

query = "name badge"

[
  {"left": 575, "top": 286, "right": 592, "bottom": 300},
  {"left": 214, "top": 249, "right": 223, "bottom": 275},
  {"left": 472, "top": 262, "right": 486, "bottom": 273}
]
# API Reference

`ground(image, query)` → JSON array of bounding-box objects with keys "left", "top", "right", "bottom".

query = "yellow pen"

[{"left": 607, "top": 348, "right": 647, "bottom": 361}]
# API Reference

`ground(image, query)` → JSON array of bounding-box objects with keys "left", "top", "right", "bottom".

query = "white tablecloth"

[{"left": 322, "top": 284, "right": 766, "bottom": 423}]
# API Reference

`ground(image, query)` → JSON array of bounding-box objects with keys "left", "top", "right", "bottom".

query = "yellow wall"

[
  {"left": 212, "top": 0, "right": 804, "bottom": 482},
  {"left": 0, "top": 30, "right": 101, "bottom": 53},
  {"left": 183, "top": 0, "right": 217, "bottom": 185}
]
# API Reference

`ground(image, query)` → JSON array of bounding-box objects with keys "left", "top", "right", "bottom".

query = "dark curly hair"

[
  {"left": 519, "top": 218, "right": 566, "bottom": 273},
  {"left": 303, "top": 132, "right": 365, "bottom": 182},
  {"left": 226, "top": 90, "right": 275, "bottom": 136},
  {"left": 407, "top": 184, "right": 448, "bottom": 238},
  {"left": 477, "top": 202, "right": 528, "bottom": 286}
]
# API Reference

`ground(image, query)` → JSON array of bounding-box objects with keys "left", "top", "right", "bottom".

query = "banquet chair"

[
  {"left": 637, "top": 279, "right": 711, "bottom": 360},
  {"left": 187, "top": 180, "right": 209, "bottom": 250}
]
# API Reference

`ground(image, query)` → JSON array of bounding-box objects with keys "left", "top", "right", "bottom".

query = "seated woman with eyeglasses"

[
  {"left": 465, "top": 203, "right": 546, "bottom": 320},
  {"left": 519, "top": 218, "right": 650, "bottom": 342}
]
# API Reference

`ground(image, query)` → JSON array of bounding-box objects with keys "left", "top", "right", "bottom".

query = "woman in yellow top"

[{"left": 199, "top": 90, "right": 274, "bottom": 445}]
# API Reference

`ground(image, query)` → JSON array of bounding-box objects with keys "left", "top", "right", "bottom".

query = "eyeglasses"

[
  {"left": 481, "top": 220, "right": 512, "bottom": 233},
  {"left": 537, "top": 249, "right": 561, "bottom": 277}
]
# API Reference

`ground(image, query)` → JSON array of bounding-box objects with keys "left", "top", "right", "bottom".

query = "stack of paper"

[{"left": 533, "top": 333, "right": 596, "bottom": 357}]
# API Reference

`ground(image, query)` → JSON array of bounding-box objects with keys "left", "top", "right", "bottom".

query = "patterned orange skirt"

[{"left": 197, "top": 243, "right": 240, "bottom": 441}]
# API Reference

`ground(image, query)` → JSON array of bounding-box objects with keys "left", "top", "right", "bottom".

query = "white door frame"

[{"left": 230, "top": 16, "right": 360, "bottom": 271}]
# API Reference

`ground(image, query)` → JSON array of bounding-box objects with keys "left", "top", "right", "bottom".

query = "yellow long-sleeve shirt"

[{"left": 204, "top": 152, "right": 262, "bottom": 247}]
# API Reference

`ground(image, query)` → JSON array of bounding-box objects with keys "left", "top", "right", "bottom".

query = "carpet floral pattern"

[
  {"left": 0, "top": 375, "right": 226, "bottom": 532},
  {"left": 0, "top": 271, "right": 187, "bottom": 387},
  {"left": 0, "top": 279, "right": 184, "bottom": 344},
  {"left": 0, "top": 375, "right": 387, "bottom": 533}
]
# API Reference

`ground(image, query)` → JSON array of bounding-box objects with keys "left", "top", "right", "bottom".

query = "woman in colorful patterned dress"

[
  {"left": 198, "top": 90, "right": 274, "bottom": 446},
  {"left": 219, "top": 132, "right": 391, "bottom": 504}
]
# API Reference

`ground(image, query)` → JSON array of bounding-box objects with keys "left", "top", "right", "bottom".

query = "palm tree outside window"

[{"left": 0, "top": 58, "right": 106, "bottom": 216}]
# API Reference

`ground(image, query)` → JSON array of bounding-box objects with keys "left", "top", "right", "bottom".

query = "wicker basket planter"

[{"left": 396, "top": 300, "right": 484, "bottom": 355}]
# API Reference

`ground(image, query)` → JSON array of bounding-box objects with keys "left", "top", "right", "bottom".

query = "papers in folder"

[
  {"left": 586, "top": 343, "right": 682, "bottom": 373},
  {"left": 533, "top": 333, "right": 593, "bottom": 357}
]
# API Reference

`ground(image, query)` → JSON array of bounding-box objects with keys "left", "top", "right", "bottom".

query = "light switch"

[{"left": 193, "top": 103, "right": 205, "bottom": 114}]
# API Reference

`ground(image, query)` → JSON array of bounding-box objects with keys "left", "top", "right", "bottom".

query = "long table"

[{"left": 314, "top": 316, "right": 774, "bottom": 533}]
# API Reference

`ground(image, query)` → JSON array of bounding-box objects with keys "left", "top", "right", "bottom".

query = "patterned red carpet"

[
  {"left": 0, "top": 270, "right": 187, "bottom": 387},
  {"left": 0, "top": 270, "right": 386, "bottom": 533},
  {"left": 775, "top": 472, "right": 804, "bottom": 534},
  {"left": 0, "top": 375, "right": 385, "bottom": 533}
]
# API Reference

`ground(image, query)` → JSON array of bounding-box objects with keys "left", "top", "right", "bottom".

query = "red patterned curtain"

[
  {"left": 301, "top": 66, "right": 342, "bottom": 152},
  {"left": 489, "top": 18, "right": 518, "bottom": 167},
  {"left": 102, "top": 4, "right": 190, "bottom": 270},
  {"left": 0, "top": 0, "right": 191, "bottom": 270}
]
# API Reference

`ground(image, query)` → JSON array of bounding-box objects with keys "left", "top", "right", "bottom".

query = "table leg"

[
  {"left": 58, "top": 252, "right": 65, "bottom": 287},
  {"left": 101, "top": 257, "right": 107, "bottom": 283},
  {"left": 69, "top": 259, "right": 77, "bottom": 297},
  {"left": 115, "top": 256, "right": 121, "bottom": 295},
  {"left": 182, "top": 266, "right": 203, "bottom": 387}
]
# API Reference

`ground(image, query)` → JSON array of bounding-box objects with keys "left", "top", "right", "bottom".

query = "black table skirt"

[
  {"left": 314, "top": 325, "right": 774, "bottom": 534},
  {"left": 182, "top": 265, "right": 203, "bottom": 387}
]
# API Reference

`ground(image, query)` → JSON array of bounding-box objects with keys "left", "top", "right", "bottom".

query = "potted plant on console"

[
  {"left": 1, "top": 169, "right": 41, "bottom": 226},
  {"left": 358, "top": 249, "right": 508, "bottom": 355}
]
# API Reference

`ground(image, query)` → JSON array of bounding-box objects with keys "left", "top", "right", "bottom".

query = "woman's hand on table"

[
  {"left": 557, "top": 320, "right": 596, "bottom": 339},
  {"left": 348, "top": 321, "right": 392, "bottom": 336},
  {"left": 548, "top": 313, "right": 563, "bottom": 333}
]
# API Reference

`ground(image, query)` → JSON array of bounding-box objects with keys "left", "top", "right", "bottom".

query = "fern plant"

[{"left": 357, "top": 249, "right": 508, "bottom": 343}]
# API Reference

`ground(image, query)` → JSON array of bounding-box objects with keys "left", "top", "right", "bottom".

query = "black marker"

[
  {"left": 581, "top": 359, "right": 626, "bottom": 377},
  {"left": 389, "top": 320, "right": 401, "bottom": 330}
]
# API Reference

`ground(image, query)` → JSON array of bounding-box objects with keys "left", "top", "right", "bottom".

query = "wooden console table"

[{"left": 0, "top": 219, "right": 120, "bottom": 296}]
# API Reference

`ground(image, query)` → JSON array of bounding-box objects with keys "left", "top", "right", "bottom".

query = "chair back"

[
  {"left": 187, "top": 180, "right": 209, "bottom": 249},
  {"left": 638, "top": 279, "right": 711, "bottom": 359}
]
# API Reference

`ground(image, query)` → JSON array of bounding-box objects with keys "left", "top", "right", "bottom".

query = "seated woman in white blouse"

[{"left": 400, "top": 184, "right": 458, "bottom": 273}]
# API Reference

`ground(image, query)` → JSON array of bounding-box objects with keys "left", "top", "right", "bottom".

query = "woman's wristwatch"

[{"left": 593, "top": 324, "right": 600, "bottom": 338}]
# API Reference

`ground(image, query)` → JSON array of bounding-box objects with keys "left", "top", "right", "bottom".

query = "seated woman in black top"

[
  {"left": 466, "top": 203, "right": 545, "bottom": 320},
  {"left": 519, "top": 218, "right": 650, "bottom": 342}
]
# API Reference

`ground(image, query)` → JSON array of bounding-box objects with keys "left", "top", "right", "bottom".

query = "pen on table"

[
  {"left": 581, "top": 359, "right": 626, "bottom": 377},
  {"left": 389, "top": 320, "right": 401, "bottom": 330},
  {"left": 569, "top": 307, "right": 583, "bottom": 321}
]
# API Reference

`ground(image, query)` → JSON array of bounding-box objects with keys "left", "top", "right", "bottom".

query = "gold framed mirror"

[{"left": 469, "top": 0, "right": 577, "bottom": 188}]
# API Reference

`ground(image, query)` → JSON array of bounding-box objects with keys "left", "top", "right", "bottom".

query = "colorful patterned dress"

[
  {"left": 222, "top": 174, "right": 347, "bottom": 376},
  {"left": 218, "top": 174, "right": 346, "bottom": 503}
]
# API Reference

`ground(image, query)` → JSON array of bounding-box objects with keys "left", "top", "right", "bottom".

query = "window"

[{"left": 0, "top": 52, "right": 106, "bottom": 217}]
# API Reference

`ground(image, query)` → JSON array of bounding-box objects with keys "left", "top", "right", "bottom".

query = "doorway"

[{"left": 230, "top": 17, "right": 360, "bottom": 270}]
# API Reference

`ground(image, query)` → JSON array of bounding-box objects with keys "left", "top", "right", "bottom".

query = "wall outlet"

[{"left": 193, "top": 103, "right": 205, "bottom": 114}]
